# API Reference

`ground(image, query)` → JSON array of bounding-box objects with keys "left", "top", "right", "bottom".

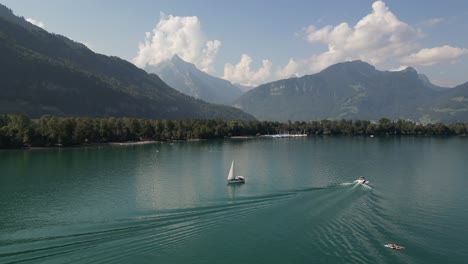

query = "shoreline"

[
  {"left": 229, "top": 136, "right": 257, "bottom": 139},
  {"left": 3, "top": 136, "right": 260, "bottom": 150},
  {"left": 16, "top": 140, "right": 163, "bottom": 150},
  {"left": 105, "top": 140, "right": 161, "bottom": 146},
  {"left": 2, "top": 134, "right": 466, "bottom": 150},
  {"left": 9, "top": 139, "right": 212, "bottom": 150}
]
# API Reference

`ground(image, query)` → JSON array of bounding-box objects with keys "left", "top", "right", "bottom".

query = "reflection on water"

[{"left": 1, "top": 137, "right": 467, "bottom": 263}]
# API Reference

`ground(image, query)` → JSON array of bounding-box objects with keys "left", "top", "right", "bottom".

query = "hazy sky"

[{"left": 2, "top": 0, "right": 468, "bottom": 87}]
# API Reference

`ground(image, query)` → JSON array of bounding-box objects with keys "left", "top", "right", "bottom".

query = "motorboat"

[
  {"left": 227, "top": 160, "right": 245, "bottom": 184},
  {"left": 384, "top": 244, "right": 405, "bottom": 250},
  {"left": 356, "top": 176, "right": 369, "bottom": 185}
]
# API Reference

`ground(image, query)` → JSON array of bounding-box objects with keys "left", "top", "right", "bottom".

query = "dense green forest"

[{"left": 1, "top": 114, "right": 467, "bottom": 148}]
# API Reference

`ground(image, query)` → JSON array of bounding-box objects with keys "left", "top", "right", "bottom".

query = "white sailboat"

[{"left": 227, "top": 160, "right": 245, "bottom": 184}]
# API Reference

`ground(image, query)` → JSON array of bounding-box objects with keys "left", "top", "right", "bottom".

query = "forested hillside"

[
  {"left": 234, "top": 61, "right": 468, "bottom": 122},
  {"left": 0, "top": 4, "right": 254, "bottom": 120}
]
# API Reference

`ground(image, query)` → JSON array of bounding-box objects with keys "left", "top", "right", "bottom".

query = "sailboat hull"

[{"left": 227, "top": 176, "right": 245, "bottom": 184}]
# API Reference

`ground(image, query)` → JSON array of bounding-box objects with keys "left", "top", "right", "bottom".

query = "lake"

[{"left": 1, "top": 137, "right": 467, "bottom": 264}]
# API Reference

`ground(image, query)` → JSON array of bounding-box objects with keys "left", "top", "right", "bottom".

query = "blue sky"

[{"left": 2, "top": 0, "right": 468, "bottom": 87}]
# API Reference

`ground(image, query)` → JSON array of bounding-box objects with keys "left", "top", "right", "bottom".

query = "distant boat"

[
  {"left": 356, "top": 176, "right": 369, "bottom": 185},
  {"left": 227, "top": 160, "right": 245, "bottom": 184},
  {"left": 384, "top": 244, "right": 405, "bottom": 250}
]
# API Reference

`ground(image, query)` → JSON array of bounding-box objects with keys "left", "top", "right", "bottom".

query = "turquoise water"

[{"left": 1, "top": 137, "right": 467, "bottom": 263}]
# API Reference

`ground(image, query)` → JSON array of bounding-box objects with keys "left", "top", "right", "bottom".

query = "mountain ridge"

[
  {"left": 145, "top": 55, "right": 243, "bottom": 105},
  {"left": 234, "top": 60, "right": 467, "bottom": 122},
  {"left": 0, "top": 4, "right": 254, "bottom": 120}
]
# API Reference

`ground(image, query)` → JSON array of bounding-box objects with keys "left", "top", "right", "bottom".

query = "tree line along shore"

[{"left": 0, "top": 114, "right": 467, "bottom": 148}]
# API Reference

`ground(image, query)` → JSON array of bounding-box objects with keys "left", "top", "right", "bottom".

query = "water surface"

[{"left": 1, "top": 137, "right": 467, "bottom": 263}]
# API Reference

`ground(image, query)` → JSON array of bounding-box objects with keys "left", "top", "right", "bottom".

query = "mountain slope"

[
  {"left": 233, "top": 60, "right": 465, "bottom": 122},
  {"left": 0, "top": 4, "right": 254, "bottom": 120},
  {"left": 145, "top": 55, "right": 243, "bottom": 105},
  {"left": 427, "top": 82, "right": 468, "bottom": 122},
  {"left": 234, "top": 83, "right": 255, "bottom": 93}
]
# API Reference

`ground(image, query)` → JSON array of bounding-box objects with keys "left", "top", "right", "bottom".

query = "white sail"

[{"left": 227, "top": 161, "right": 235, "bottom": 180}]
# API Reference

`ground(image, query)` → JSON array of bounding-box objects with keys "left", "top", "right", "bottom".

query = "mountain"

[
  {"left": 427, "top": 82, "right": 468, "bottom": 123},
  {"left": 145, "top": 55, "right": 243, "bottom": 105},
  {"left": 418, "top": 73, "right": 447, "bottom": 91},
  {"left": 233, "top": 60, "right": 468, "bottom": 122},
  {"left": 234, "top": 83, "right": 255, "bottom": 93},
  {"left": 0, "top": 4, "right": 254, "bottom": 120},
  {"left": 0, "top": 4, "right": 39, "bottom": 31}
]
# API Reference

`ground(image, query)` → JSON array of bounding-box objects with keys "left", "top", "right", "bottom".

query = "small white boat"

[
  {"left": 384, "top": 244, "right": 405, "bottom": 250},
  {"left": 356, "top": 176, "right": 369, "bottom": 185},
  {"left": 227, "top": 161, "right": 245, "bottom": 184}
]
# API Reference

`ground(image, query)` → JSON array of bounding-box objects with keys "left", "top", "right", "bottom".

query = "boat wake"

[
  {"left": 0, "top": 191, "right": 295, "bottom": 264},
  {"left": 0, "top": 183, "right": 375, "bottom": 264},
  {"left": 340, "top": 180, "right": 373, "bottom": 190}
]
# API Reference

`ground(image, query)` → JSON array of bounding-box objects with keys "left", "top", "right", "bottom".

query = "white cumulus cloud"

[
  {"left": 26, "top": 18, "right": 44, "bottom": 28},
  {"left": 401, "top": 45, "right": 468, "bottom": 66},
  {"left": 389, "top": 65, "right": 409, "bottom": 72},
  {"left": 222, "top": 1, "right": 467, "bottom": 86},
  {"left": 223, "top": 54, "right": 272, "bottom": 87},
  {"left": 276, "top": 58, "right": 304, "bottom": 79},
  {"left": 303, "top": 0, "right": 420, "bottom": 71},
  {"left": 133, "top": 13, "right": 221, "bottom": 73},
  {"left": 420, "top": 18, "right": 444, "bottom": 27}
]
